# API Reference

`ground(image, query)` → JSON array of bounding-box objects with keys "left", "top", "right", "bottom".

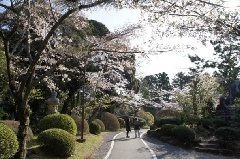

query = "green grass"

[{"left": 27, "top": 132, "right": 108, "bottom": 159}]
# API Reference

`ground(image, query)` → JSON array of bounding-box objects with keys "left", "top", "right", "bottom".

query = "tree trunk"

[{"left": 14, "top": 99, "right": 31, "bottom": 159}]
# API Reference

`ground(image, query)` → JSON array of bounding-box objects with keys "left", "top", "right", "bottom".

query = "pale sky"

[{"left": 83, "top": 1, "right": 239, "bottom": 80}]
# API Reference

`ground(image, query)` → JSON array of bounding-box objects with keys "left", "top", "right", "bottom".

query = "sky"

[{"left": 83, "top": 1, "right": 240, "bottom": 80}]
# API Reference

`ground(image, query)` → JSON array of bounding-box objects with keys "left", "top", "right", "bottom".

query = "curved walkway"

[{"left": 91, "top": 129, "right": 238, "bottom": 159}]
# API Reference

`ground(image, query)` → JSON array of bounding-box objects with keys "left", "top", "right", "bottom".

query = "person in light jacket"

[{"left": 134, "top": 118, "right": 140, "bottom": 138}]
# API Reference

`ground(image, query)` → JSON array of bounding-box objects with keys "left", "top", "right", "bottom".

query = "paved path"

[
  {"left": 100, "top": 129, "right": 238, "bottom": 159},
  {"left": 105, "top": 129, "right": 153, "bottom": 159}
]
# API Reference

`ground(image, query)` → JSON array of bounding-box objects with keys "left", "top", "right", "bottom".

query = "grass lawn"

[{"left": 27, "top": 132, "right": 108, "bottom": 159}]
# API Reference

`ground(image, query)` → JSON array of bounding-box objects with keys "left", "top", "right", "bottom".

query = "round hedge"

[
  {"left": 71, "top": 115, "right": 89, "bottom": 135},
  {"left": 101, "top": 112, "right": 120, "bottom": 131},
  {"left": 172, "top": 125, "right": 195, "bottom": 143},
  {"left": 212, "top": 119, "right": 227, "bottom": 128},
  {"left": 38, "top": 128, "right": 76, "bottom": 157},
  {"left": 93, "top": 119, "right": 105, "bottom": 131},
  {"left": 39, "top": 114, "right": 77, "bottom": 135},
  {"left": 214, "top": 127, "right": 240, "bottom": 141},
  {"left": 155, "top": 117, "right": 181, "bottom": 128},
  {"left": 0, "top": 123, "right": 19, "bottom": 159},
  {"left": 0, "top": 120, "right": 33, "bottom": 141},
  {"left": 89, "top": 121, "right": 101, "bottom": 135},
  {"left": 159, "top": 124, "right": 176, "bottom": 136},
  {"left": 200, "top": 119, "right": 212, "bottom": 129}
]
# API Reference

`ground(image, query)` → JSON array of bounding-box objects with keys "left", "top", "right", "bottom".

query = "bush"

[
  {"left": 0, "top": 120, "right": 33, "bottom": 141},
  {"left": 214, "top": 127, "right": 240, "bottom": 141},
  {"left": 89, "top": 121, "right": 101, "bottom": 135},
  {"left": 156, "top": 109, "right": 181, "bottom": 120},
  {"left": 137, "top": 117, "right": 147, "bottom": 127},
  {"left": 137, "top": 110, "right": 154, "bottom": 126},
  {"left": 118, "top": 118, "right": 125, "bottom": 128},
  {"left": 0, "top": 107, "right": 9, "bottom": 120},
  {"left": 71, "top": 115, "right": 89, "bottom": 135},
  {"left": 155, "top": 117, "right": 181, "bottom": 128},
  {"left": 101, "top": 112, "right": 120, "bottom": 131},
  {"left": 200, "top": 119, "right": 212, "bottom": 129},
  {"left": 212, "top": 119, "right": 227, "bottom": 128},
  {"left": 0, "top": 123, "right": 19, "bottom": 159},
  {"left": 159, "top": 124, "right": 176, "bottom": 136},
  {"left": 181, "top": 114, "right": 200, "bottom": 126},
  {"left": 93, "top": 119, "right": 105, "bottom": 131},
  {"left": 172, "top": 125, "right": 195, "bottom": 143},
  {"left": 38, "top": 128, "right": 76, "bottom": 157},
  {"left": 39, "top": 114, "right": 77, "bottom": 135}
]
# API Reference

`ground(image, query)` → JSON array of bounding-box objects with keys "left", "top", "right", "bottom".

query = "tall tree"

[
  {"left": 172, "top": 72, "right": 191, "bottom": 90},
  {"left": 0, "top": 1, "right": 138, "bottom": 158},
  {"left": 206, "top": 40, "right": 240, "bottom": 95}
]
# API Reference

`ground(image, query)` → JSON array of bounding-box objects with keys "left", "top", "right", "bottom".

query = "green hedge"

[
  {"left": 71, "top": 115, "right": 89, "bottom": 135},
  {"left": 39, "top": 114, "right": 77, "bottom": 135},
  {"left": 214, "top": 127, "right": 240, "bottom": 141},
  {"left": 101, "top": 112, "right": 120, "bottom": 131},
  {"left": 93, "top": 119, "right": 105, "bottom": 131},
  {"left": 172, "top": 125, "right": 195, "bottom": 143},
  {"left": 0, "top": 123, "right": 19, "bottom": 159},
  {"left": 38, "top": 128, "right": 76, "bottom": 157},
  {"left": 155, "top": 117, "right": 181, "bottom": 128},
  {"left": 89, "top": 121, "right": 101, "bottom": 135},
  {"left": 159, "top": 124, "right": 176, "bottom": 136},
  {"left": 0, "top": 120, "right": 33, "bottom": 141}
]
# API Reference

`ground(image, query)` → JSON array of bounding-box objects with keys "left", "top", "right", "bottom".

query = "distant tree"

[
  {"left": 140, "top": 72, "right": 172, "bottom": 102},
  {"left": 87, "top": 20, "right": 110, "bottom": 37},
  {"left": 172, "top": 72, "right": 191, "bottom": 90}
]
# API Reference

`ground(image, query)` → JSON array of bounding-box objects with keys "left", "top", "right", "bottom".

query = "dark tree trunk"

[{"left": 14, "top": 98, "right": 31, "bottom": 159}]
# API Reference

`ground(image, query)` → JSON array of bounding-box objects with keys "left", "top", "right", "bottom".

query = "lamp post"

[{"left": 78, "top": 54, "right": 95, "bottom": 142}]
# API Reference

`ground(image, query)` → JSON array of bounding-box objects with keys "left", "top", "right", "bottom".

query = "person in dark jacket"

[{"left": 125, "top": 117, "right": 131, "bottom": 138}]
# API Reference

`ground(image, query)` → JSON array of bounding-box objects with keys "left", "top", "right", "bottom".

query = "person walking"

[
  {"left": 125, "top": 117, "right": 131, "bottom": 138},
  {"left": 134, "top": 118, "right": 140, "bottom": 138}
]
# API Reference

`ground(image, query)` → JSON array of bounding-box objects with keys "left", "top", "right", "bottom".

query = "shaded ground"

[
  {"left": 142, "top": 134, "right": 238, "bottom": 159},
  {"left": 89, "top": 131, "right": 121, "bottom": 159}
]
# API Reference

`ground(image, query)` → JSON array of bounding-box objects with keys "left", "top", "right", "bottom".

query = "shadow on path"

[{"left": 142, "top": 134, "right": 238, "bottom": 159}]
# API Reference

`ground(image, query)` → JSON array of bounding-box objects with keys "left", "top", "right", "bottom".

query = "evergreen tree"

[{"left": 172, "top": 72, "right": 191, "bottom": 90}]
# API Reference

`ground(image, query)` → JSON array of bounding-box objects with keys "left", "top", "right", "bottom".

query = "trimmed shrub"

[
  {"left": 137, "top": 110, "right": 154, "bottom": 126},
  {"left": 156, "top": 109, "right": 181, "bottom": 120},
  {"left": 214, "top": 127, "right": 240, "bottom": 141},
  {"left": 118, "top": 118, "right": 125, "bottom": 128},
  {"left": 39, "top": 114, "right": 77, "bottom": 135},
  {"left": 159, "top": 124, "right": 176, "bottom": 136},
  {"left": 200, "top": 119, "right": 212, "bottom": 129},
  {"left": 172, "top": 125, "right": 195, "bottom": 143},
  {"left": 93, "top": 119, "right": 105, "bottom": 131},
  {"left": 89, "top": 121, "right": 101, "bottom": 135},
  {"left": 38, "top": 128, "right": 76, "bottom": 157},
  {"left": 137, "top": 117, "right": 147, "bottom": 127},
  {"left": 71, "top": 115, "right": 89, "bottom": 135},
  {"left": 212, "top": 119, "right": 227, "bottom": 128},
  {"left": 0, "top": 120, "right": 33, "bottom": 141},
  {"left": 0, "top": 123, "right": 19, "bottom": 159},
  {"left": 155, "top": 117, "right": 181, "bottom": 128},
  {"left": 101, "top": 112, "right": 120, "bottom": 131}
]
